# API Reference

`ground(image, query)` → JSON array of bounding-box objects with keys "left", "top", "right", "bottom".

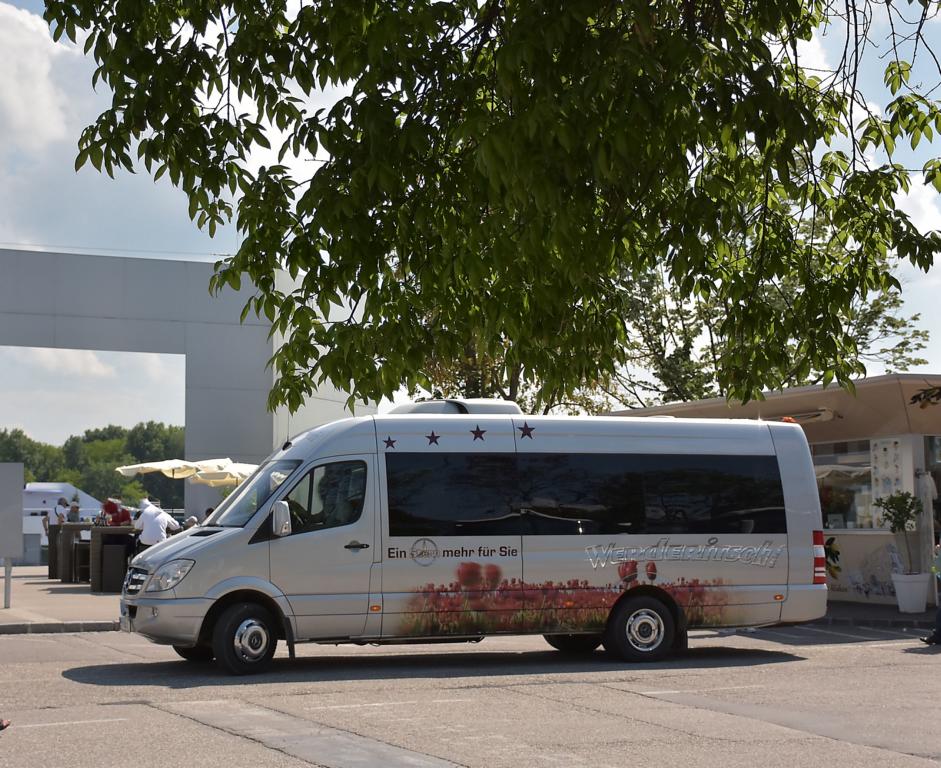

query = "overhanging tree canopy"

[{"left": 44, "top": 0, "right": 941, "bottom": 409}]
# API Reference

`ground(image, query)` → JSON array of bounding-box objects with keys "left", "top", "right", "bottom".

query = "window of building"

[{"left": 812, "top": 440, "right": 872, "bottom": 529}]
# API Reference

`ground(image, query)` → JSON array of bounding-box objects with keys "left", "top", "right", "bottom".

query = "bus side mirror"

[{"left": 272, "top": 501, "right": 292, "bottom": 538}]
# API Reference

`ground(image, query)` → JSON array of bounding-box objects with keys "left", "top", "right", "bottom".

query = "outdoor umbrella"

[
  {"left": 116, "top": 458, "right": 233, "bottom": 479},
  {"left": 190, "top": 463, "right": 259, "bottom": 488}
]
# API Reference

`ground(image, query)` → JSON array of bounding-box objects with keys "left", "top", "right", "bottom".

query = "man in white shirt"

[
  {"left": 134, "top": 497, "right": 181, "bottom": 551},
  {"left": 43, "top": 497, "right": 67, "bottom": 535}
]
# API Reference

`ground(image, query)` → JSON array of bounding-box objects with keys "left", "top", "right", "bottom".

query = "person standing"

[
  {"left": 103, "top": 498, "right": 131, "bottom": 526},
  {"left": 921, "top": 543, "right": 941, "bottom": 645},
  {"left": 134, "top": 498, "right": 181, "bottom": 553},
  {"left": 44, "top": 497, "right": 68, "bottom": 579}
]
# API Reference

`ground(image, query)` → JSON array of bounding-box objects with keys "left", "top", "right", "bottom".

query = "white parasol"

[
  {"left": 190, "top": 462, "right": 259, "bottom": 488},
  {"left": 116, "top": 458, "right": 233, "bottom": 479}
]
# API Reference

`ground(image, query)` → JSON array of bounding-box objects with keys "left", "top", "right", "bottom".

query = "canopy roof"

[{"left": 618, "top": 374, "right": 941, "bottom": 442}]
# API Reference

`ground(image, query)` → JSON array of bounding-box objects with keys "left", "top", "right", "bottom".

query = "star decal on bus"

[
  {"left": 471, "top": 425, "right": 486, "bottom": 441},
  {"left": 426, "top": 431, "right": 440, "bottom": 445},
  {"left": 518, "top": 422, "right": 535, "bottom": 439},
  {"left": 383, "top": 436, "right": 396, "bottom": 449}
]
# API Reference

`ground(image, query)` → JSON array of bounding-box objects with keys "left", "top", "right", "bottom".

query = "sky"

[{"left": 1, "top": 1, "right": 940, "bottom": 446}]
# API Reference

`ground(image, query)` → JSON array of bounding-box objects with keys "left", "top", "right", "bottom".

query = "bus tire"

[
  {"left": 603, "top": 596, "right": 675, "bottom": 662},
  {"left": 212, "top": 602, "right": 278, "bottom": 675},
  {"left": 672, "top": 628, "right": 689, "bottom": 652},
  {"left": 543, "top": 634, "right": 602, "bottom": 654},
  {"left": 173, "top": 644, "right": 214, "bottom": 662}
]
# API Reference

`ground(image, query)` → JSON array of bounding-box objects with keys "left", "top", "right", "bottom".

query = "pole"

[{"left": 2, "top": 557, "right": 10, "bottom": 609}]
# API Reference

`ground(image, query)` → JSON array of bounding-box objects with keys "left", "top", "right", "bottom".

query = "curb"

[{"left": 0, "top": 620, "right": 119, "bottom": 635}]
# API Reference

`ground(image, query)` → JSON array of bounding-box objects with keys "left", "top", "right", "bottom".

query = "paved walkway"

[
  {"left": 0, "top": 565, "right": 937, "bottom": 634},
  {"left": 0, "top": 566, "right": 119, "bottom": 634}
]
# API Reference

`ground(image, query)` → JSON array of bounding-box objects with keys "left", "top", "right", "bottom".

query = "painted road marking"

[
  {"left": 751, "top": 626, "right": 806, "bottom": 639},
  {"left": 15, "top": 718, "right": 128, "bottom": 729},
  {"left": 161, "top": 700, "right": 460, "bottom": 767},
  {"left": 638, "top": 685, "right": 762, "bottom": 696},
  {"left": 848, "top": 625, "right": 921, "bottom": 639},
  {"left": 307, "top": 698, "right": 471, "bottom": 711},
  {"left": 753, "top": 625, "right": 917, "bottom": 645},
  {"left": 799, "top": 625, "right": 894, "bottom": 641}
]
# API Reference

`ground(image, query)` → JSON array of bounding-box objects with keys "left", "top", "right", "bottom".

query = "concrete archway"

[{"left": 0, "top": 248, "right": 370, "bottom": 513}]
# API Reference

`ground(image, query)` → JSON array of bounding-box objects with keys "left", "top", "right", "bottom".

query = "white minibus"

[{"left": 120, "top": 400, "right": 827, "bottom": 674}]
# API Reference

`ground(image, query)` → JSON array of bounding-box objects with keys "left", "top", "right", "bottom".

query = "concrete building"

[{"left": 0, "top": 248, "right": 375, "bottom": 517}]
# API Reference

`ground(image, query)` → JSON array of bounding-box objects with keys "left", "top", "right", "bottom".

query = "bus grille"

[{"left": 124, "top": 567, "right": 149, "bottom": 596}]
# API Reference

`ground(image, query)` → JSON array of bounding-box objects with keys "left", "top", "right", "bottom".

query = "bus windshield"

[{"left": 208, "top": 460, "right": 302, "bottom": 527}]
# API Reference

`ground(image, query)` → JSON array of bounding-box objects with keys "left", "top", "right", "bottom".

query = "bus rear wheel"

[
  {"left": 603, "top": 596, "right": 675, "bottom": 662},
  {"left": 544, "top": 634, "right": 602, "bottom": 654}
]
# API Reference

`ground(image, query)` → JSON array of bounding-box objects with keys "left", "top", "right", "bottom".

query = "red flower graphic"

[
  {"left": 618, "top": 560, "right": 638, "bottom": 585},
  {"left": 456, "top": 562, "right": 482, "bottom": 589},
  {"left": 484, "top": 564, "right": 502, "bottom": 589},
  {"left": 645, "top": 561, "right": 657, "bottom": 582}
]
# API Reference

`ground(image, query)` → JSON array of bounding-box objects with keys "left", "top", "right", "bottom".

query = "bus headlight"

[{"left": 146, "top": 560, "right": 195, "bottom": 592}]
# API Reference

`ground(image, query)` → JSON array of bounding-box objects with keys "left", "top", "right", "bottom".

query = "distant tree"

[
  {"left": 125, "top": 421, "right": 183, "bottom": 463},
  {"left": 72, "top": 438, "right": 135, "bottom": 501},
  {"left": 607, "top": 255, "right": 929, "bottom": 408},
  {"left": 0, "top": 429, "right": 65, "bottom": 482},
  {"left": 0, "top": 423, "right": 185, "bottom": 508},
  {"left": 125, "top": 422, "right": 186, "bottom": 507},
  {"left": 82, "top": 425, "right": 128, "bottom": 443},
  {"left": 61, "top": 435, "right": 86, "bottom": 471}
]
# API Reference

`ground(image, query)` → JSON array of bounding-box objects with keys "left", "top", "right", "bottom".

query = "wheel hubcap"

[
  {"left": 625, "top": 609, "right": 664, "bottom": 652},
  {"left": 233, "top": 618, "right": 269, "bottom": 662}
]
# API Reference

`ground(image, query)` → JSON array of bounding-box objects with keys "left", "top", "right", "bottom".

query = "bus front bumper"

[{"left": 120, "top": 596, "right": 212, "bottom": 647}]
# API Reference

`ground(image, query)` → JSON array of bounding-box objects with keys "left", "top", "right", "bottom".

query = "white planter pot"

[{"left": 891, "top": 572, "right": 930, "bottom": 614}]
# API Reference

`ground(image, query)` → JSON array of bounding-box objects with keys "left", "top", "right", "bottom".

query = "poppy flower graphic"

[
  {"left": 456, "top": 562, "right": 482, "bottom": 589},
  {"left": 484, "top": 564, "right": 502, "bottom": 589},
  {"left": 618, "top": 560, "right": 638, "bottom": 585}
]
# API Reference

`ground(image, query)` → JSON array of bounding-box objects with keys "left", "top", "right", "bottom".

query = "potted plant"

[{"left": 874, "top": 492, "right": 929, "bottom": 613}]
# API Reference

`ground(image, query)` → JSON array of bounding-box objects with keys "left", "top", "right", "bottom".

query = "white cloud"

[
  {"left": 6, "top": 347, "right": 116, "bottom": 378},
  {"left": 0, "top": 3, "right": 234, "bottom": 255},
  {"left": 0, "top": 2, "right": 78, "bottom": 152},
  {"left": 895, "top": 174, "right": 941, "bottom": 234},
  {"left": 0, "top": 347, "right": 185, "bottom": 444},
  {"left": 797, "top": 33, "right": 832, "bottom": 73}
]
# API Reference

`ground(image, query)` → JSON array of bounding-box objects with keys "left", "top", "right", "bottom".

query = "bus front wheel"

[{"left": 212, "top": 602, "right": 278, "bottom": 675}]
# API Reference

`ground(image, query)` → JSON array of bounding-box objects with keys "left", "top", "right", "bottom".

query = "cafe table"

[{"left": 90, "top": 525, "right": 138, "bottom": 593}]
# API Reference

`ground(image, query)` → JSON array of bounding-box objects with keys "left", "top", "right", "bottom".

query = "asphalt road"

[{"left": 1, "top": 624, "right": 939, "bottom": 768}]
